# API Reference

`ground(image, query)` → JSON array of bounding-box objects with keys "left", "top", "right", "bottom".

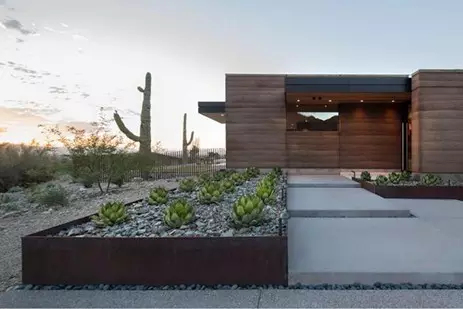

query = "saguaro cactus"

[
  {"left": 114, "top": 72, "right": 152, "bottom": 179},
  {"left": 182, "top": 113, "right": 194, "bottom": 164}
]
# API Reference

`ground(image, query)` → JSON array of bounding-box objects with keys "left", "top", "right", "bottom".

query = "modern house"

[{"left": 198, "top": 70, "right": 463, "bottom": 173}]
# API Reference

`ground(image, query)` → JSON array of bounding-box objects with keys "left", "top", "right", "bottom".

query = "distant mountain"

[{"left": 297, "top": 115, "right": 338, "bottom": 131}]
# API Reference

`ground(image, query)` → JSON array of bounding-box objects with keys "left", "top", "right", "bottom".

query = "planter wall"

[
  {"left": 354, "top": 179, "right": 463, "bottom": 200},
  {"left": 22, "top": 200, "right": 288, "bottom": 286}
]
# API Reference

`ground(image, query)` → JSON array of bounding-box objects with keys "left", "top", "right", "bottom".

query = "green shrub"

[
  {"left": 374, "top": 175, "right": 389, "bottom": 186},
  {"left": 148, "top": 187, "right": 169, "bottom": 205},
  {"left": 421, "top": 174, "right": 442, "bottom": 186},
  {"left": 30, "top": 183, "right": 69, "bottom": 207},
  {"left": 164, "top": 198, "right": 195, "bottom": 229},
  {"left": 197, "top": 181, "right": 224, "bottom": 204},
  {"left": 388, "top": 172, "right": 402, "bottom": 184},
  {"left": 231, "top": 194, "right": 265, "bottom": 227},
  {"left": 91, "top": 201, "right": 128, "bottom": 227},
  {"left": 0, "top": 142, "right": 57, "bottom": 192},
  {"left": 179, "top": 178, "right": 196, "bottom": 192},
  {"left": 360, "top": 171, "right": 371, "bottom": 181}
]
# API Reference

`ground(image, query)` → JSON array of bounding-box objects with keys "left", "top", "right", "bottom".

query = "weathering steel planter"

[
  {"left": 22, "top": 213, "right": 288, "bottom": 287},
  {"left": 354, "top": 179, "right": 463, "bottom": 200}
]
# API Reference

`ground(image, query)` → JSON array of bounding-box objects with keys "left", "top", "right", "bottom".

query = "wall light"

[
  {"left": 324, "top": 105, "right": 327, "bottom": 108},
  {"left": 360, "top": 100, "right": 364, "bottom": 103},
  {"left": 328, "top": 100, "right": 332, "bottom": 102},
  {"left": 296, "top": 104, "right": 299, "bottom": 108},
  {"left": 296, "top": 99, "right": 300, "bottom": 103},
  {"left": 220, "top": 113, "right": 225, "bottom": 116},
  {"left": 391, "top": 99, "right": 395, "bottom": 103}
]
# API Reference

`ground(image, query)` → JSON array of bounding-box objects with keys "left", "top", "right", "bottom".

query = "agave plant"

[
  {"left": 179, "top": 178, "right": 196, "bottom": 192},
  {"left": 374, "top": 175, "right": 389, "bottom": 186},
  {"left": 148, "top": 186, "right": 169, "bottom": 205},
  {"left": 388, "top": 172, "right": 402, "bottom": 184},
  {"left": 230, "top": 172, "right": 245, "bottom": 186},
  {"left": 360, "top": 171, "right": 371, "bottom": 181},
  {"left": 256, "top": 181, "right": 276, "bottom": 205},
  {"left": 243, "top": 167, "right": 260, "bottom": 180},
  {"left": 261, "top": 173, "right": 277, "bottom": 188},
  {"left": 212, "top": 170, "right": 235, "bottom": 182},
  {"left": 400, "top": 171, "right": 412, "bottom": 182},
  {"left": 197, "top": 181, "right": 224, "bottom": 204},
  {"left": 197, "top": 173, "right": 211, "bottom": 184},
  {"left": 91, "top": 201, "right": 129, "bottom": 227},
  {"left": 231, "top": 194, "right": 265, "bottom": 227},
  {"left": 421, "top": 173, "right": 442, "bottom": 186},
  {"left": 164, "top": 198, "right": 195, "bottom": 229},
  {"left": 220, "top": 178, "right": 235, "bottom": 193}
]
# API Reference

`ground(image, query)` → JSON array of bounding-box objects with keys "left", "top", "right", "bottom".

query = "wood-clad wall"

[
  {"left": 339, "top": 104, "right": 402, "bottom": 169},
  {"left": 286, "top": 131, "right": 339, "bottom": 168},
  {"left": 411, "top": 71, "right": 463, "bottom": 173},
  {"left": 225, "top": 75, "right": 286, "bottom": 168}
]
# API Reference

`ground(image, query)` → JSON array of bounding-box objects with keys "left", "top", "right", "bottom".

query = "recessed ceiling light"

[
  {"left": 391, "top": 99, "right": 395, "bottom": 103},
  {"left": 360, "top": 100, "right": 364, "bottom": 102},
  {"left": 324, "top": 105, "right": 327, "bottom": 108},
  {"left": 328, "top": 100, "right": 332, "bottom": 103},
  {"left": 296, "top": 99, "right": 300, "bottom": 103},
  {"left": 220, "top": 113, "right": 225, "bottom": 116},
  {"left": 296, "top": 104, "right": 299, "bottom": 108}
]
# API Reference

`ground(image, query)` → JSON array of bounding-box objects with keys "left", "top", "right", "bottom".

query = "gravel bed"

[
  {"left": 8, "top": 282, "right": 463, "bottom": 291},
  {"left": 53, "top": 174, "right": 288, "bottom": 238}
]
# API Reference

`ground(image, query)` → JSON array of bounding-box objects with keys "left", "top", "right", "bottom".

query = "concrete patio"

[{"left": 287, "top": 174, "right": 463, "bottom": 285}]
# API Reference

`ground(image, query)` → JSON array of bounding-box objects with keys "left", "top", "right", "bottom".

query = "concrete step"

[
  {"left": 288, "top": 175, "right": 360, "bottom": 188},
  {"left": 288, "top": 218, "right": 463, "bottom": 285},
  {"left": 287, "top": 187, "right": 411, "bottom": 218}
]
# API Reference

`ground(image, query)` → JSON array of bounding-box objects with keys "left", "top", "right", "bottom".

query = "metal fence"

[{"left": 128, "top": 148, "right": 226, "bottom": 180}]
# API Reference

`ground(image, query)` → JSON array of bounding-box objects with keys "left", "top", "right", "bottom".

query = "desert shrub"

[
  {"left": 30, "top": 183, "right": 69, "bottom": 207},
  {"left": 0, "top": 141, "right": 57, "bottom": 192},
  {"left": 41, "top": 113, "right": 134, "bottom": 193},
  {"left": 360, "top": 171, "right": 371, "bottom": 181}
]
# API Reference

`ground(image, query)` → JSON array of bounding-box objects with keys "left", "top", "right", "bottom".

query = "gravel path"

[{"left": 0, "top": 178, "right": 179, "bottom": 292}]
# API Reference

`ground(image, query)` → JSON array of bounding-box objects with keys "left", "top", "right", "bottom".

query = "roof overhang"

[{"left": 198, "top": 101, "right": 225, "bottom": 123}]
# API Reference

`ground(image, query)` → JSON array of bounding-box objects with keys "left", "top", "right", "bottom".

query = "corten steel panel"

[
  {"left": 356, "top": 179, "right": 463, "bottom": 200},
  {"left": 339, "top": 104, "right": 403, "bottom": 169},
  {"left": 226, "top": 75, "right": 286, "bottom": 168},
  {"left": 411, "top": 71, "right": 463, "bottom": 173},
  {"left": 286, "top": 131, "right": 339, "bottom": 168},
  {"left": 22, "top": 220, "right": 288, "bottom": 286}
]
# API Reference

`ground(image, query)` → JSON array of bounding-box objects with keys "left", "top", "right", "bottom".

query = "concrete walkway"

[
  {"left": 2, "top": 289, "right": 463, "bottom": 308},
  {"left": 287, "top": 175, "right": 463, "bottom": 285}
]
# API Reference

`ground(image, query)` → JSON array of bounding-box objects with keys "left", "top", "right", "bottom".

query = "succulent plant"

[
  {"left": 388, "top": 172, "right": 402, "bottom": 184},
  {"left": 400, "top": 171, "right": 412, "bottom": 182},
  {"left": 231, "top": 194, "right": 265, "bottom": 227},
  {"left": 91, "top": 201, "right": 129, "bottom": 227},
  {"left": 256, "top": 181, "right": 276, "bottom": 205},
  {"left": 360, "top": 171, "right": 371, "bottom": 181},
  {"left": 230, "top": 172, "right": 245, "bottom": 186},
  {"left": 421, "top": 173, "right": 442, "bottom": 186},
  {"left": 212, "top": 170, "right": 235, "bottom": 182},
  {"left": 148, "top": 186, "right": 169, "bottom": 205},
  {"left": 179, "top": 178, "right": 196, "bottom": 192},
  {"left": 374, "top": 175, "right": 389, "bottom": 186},
  {"left": 197, "top": 173, "right": 211, "bottom": 184},
  {"left": 261, "top": 173, "right": 277, "bottom": 188},
  {"left": 197, "top": 181, "right": 224, "bottom": 204},
  {"left": 243, "top": 167, "right": 260, "bottom": 180},
  {"left": 164, "top": 198, "right": 195, "bottom": 228},
  {"left": 220, "top": 179, "right": 235, "bottom": 193},
  {"left": 272, "top": 167, "right": 283, "bottom": 176}
]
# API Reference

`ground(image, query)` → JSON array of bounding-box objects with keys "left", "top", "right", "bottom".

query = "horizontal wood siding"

[
  {"left": 225, "top": 75, "right": 286, "bottom": 168},
  {"left": 339, "top": 104, "right": 402, "bottom": 169},
  {"left": 286, "top": 131, "right": 339, "bottom": 168},
  {"left": 411, "top": 71, "right": 463, "bottom": 173}
]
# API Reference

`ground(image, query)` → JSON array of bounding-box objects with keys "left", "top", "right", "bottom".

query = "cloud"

[
  {"left": 16, "top": 38, "right": 24, "bottom": 43},
  {"left": 1, "top": 18, "right": 34, "bottom": 35},
  {"left": 72, "top": 34, "right": 88, "bottom": 41},
  {"left": 48, "top": 86, "right": 67, "bottom": 94},
  {"left": 60, "top": 23, "right": 69, "bottom": 28},
  {"left": 43, "top": 26, "right": 66, "bottom": 34}
]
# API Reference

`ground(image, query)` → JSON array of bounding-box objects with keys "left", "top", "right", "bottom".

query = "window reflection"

[{"left": 287, "top": 108, "right": 339, "bottom": 131}]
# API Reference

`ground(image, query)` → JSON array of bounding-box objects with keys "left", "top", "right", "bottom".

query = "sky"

[{"left": 1, "top": 0, "right": 463, "bottom": 149}]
